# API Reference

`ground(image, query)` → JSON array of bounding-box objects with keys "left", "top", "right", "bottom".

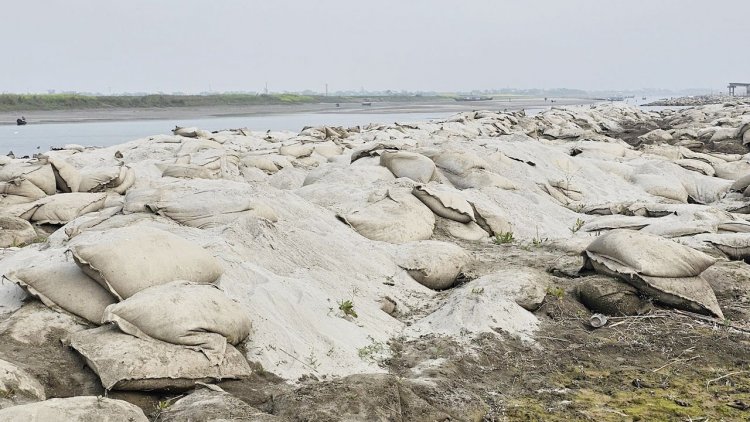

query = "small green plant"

[
  {"left": 155, "top": 400, "right": 172, "bottom": 411},
  {"left": 493, "top": 231, "right": 515, "bottom": 244},
  {"left": 0, "top": 388, "right": 15, "bottom": 399},
  {"left": 306, "top": 351, "right": 320, "bottom": 370},
  {"left": 358, "top": 337, "right": 386, "bottom": 363},
  {"left": 546, "top": 286, "right": 565, "bottom": 300},
  {"left": 531, "top": 227, "right": 548, "bottom": 247},
  {"left": 569, "top": 218, "right": 585, "bottom": 233},
  {"left": 470, "top": 287, "right": 485, "bottom": 295},
  {"left": 338, "top": 299, "right": 358, "bottom": 318}
]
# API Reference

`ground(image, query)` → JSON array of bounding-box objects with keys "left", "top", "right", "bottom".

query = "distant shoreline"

[{"left": 0, "top": 97, "right": 596, "bottom": 126}]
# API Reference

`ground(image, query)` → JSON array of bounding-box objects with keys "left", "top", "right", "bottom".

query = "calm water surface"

[
  {"left": 0, "top": 112, "right": 454, "bottom": 156},
  {"left": 0, "top": 98, "right": 674, "bottom": 157}
]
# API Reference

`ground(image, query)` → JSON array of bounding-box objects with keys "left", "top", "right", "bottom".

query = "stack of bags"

[{"left": 4, "top": 226, "right": 252, "bottom": 391}]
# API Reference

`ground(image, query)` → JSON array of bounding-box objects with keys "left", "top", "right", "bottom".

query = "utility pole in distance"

[{"left": 325, "top": 83, "right": 328, "bottom": 97}]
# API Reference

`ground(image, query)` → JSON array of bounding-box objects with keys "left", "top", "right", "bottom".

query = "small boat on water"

[
  {"left": 16, "top": 117, "right": 27, "bottom": 126},
  {"left": 454, "top": 96, "right": 493, "bottom": 102},
  {"left": 361, "top": 101, "right": 372, "bottom": 106}
]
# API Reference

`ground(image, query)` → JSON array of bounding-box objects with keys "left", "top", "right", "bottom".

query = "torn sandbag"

[
  {"left": 45, "top": 155, "right": 81, "bottom": 193},
  {"left": 412, "top": 183, "right": 475, "bottom": 223}
]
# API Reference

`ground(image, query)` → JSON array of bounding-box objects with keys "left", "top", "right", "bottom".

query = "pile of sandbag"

[
  {"left": 0, "top": 155, "right": 135, "bottom": 228},
  {"left": 4, "top": 226, "right": 253, "bottom": 391},
  {"left": 583, "top": 229, "right": 723, "bottom": 318}
]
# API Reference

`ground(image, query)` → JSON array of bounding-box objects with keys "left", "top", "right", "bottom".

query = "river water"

[
  {"left": 0, "top": 97, "right": 676, "bottom": 157},
  {"left": 0, "top": 112, "right": 454, "bottom": 157}
]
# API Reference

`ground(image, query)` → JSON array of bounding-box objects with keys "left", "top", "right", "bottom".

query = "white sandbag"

[
  {"left": 379, "top": 151, "right": 435, "bottom": 183},
  {"left": 241, "top": 155, "right": 283, "bottom": 174},
  {"left": 701, "top": 233, "right": 750, "bottom": 260},
  {"left": 394, "top": 240, "right": 469, "bottom": 290},
  {"left": 0, "top": 215, "right": 37, "bottom": 248},
  {"left": 63, "top": 143, "right": 86, "bottom": 152},
  {"left": 1, "top": 202, "right": 43, "bottom": 221},
  {"left": 314, "top": 142, "right": 345, "bottom": 159},
  {"left": 445, "top": 168, "right": 517, "bottom": 190},
  {"left": 585, "top": 229, "right": 716, "bottom": 278},
  {"left": 718, "top": 221, "right": 750, "bottom": 233},
  {"left": 111, "top": 166, "right": 136, "bottom": 195},
  {"left": 681, "top": 173, "right": 731, "bottom": 204},
  {"left": 463, "top": 190, "right": 513, "bottom": 236},
  {"left": 470, "top": 269, "right": 548, "bottom": 311},
  {"left": 78, "top": 166, "right": 122, "bottom": 192},
  {"left": 342, "top": 188, "right": 435, "bottom": 244},
  {"left": 0, "top": 178, "right": 47, "bottom": 202},
  {"left": 102, "top": 281, "right": 251, "bottom": 365},
  {"left": 68, "top": 326, "right": 252, "bottom": 390},
  {"left": 675, "top": 159, "right": 715, "bottom": 176},
  {"left": 161, "top": 163, "right": 219, "bottom": 180},
  {"left": 63, "top": 206, "right": 124, "bottom": 239},
  {"left": 30, "top": 193, "right": 107, "bottom": 225},
  {"left": 302, "top": 165, "right": 395, "bottom": 187},
  {"left": 0, "top": 161, "right": 56, "bottom": 195},
  {"left": 630, "top": 173, "right": 688, "bottom": 202},
  {"left": 588, "top": 257, "right": 723, "bottom": 318},
  {"left": 640, "top": 221, "right": 713, "bottom": 238},
  {"left": 431, "top": 150, "right": 488, "bottom": 176},
  {"left": 714, "top": 160, "right": 750, "bottom": 180},
  {"left": 147, "top": 193, "right": 277, "bottom": 229},
  {"left": 4, "top": 262, "right": 116, "bottom": 325},
  {"left": 159, "top": 388, "right": 278, "bottom": 422},
  {"left": 69, "top": 226, "right": 223, "bottom": 300},
  {"left": 582, "top": 215, "right": 651, "bottom": 232},
  {"left": 46, "top": 155, "right": 81, "bottom": 193},
  {"left": 279, "top": 143, "right": 314, "bottom": 158},
  {"left": 730, "top": 173, "right": 750, "bottom": 192},
  {"left": 412, "top": 183, "right": 475, "bottom": 223},
  {"left": 638, "top": 129, "right": 673, "bottom": 144},
  {"left": 439, "top": 218, "right": 489, "bottom": 241},
  {"left": 0, "top": 358, "right": 45, "bottom": 409},
  {"left": 123, "top": 188, "right": 162, "bottom": 214},
  {"left": 173, "top": 126, "right": 206, "bottom": 138},
  {"left": 0, "top": 396, "right": 148, "bottom": 421}
]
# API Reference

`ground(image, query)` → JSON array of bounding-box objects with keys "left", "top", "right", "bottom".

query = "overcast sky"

[{"left": 2, "top": 1, "right": 748, "bottom": 94}]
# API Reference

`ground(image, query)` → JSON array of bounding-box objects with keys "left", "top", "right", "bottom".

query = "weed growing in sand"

[
  {"left": 358, "top": 337, "right": 386, "bottom": 363},
  {"left": 493, "top": 231, "right": 515, "bottom": 244},
  {"left": 152, "top": 398, "right": 178, "bottom": 422},
  {"left": 0, "top": 388, "right": 15, "bottom": 399},
  {"left": 531, "top": 227, "right": 548, "bottom": 247},
  {"left": 306, "top": 351, "right": 321, "bottom": 371},
  {"left": 546, "top": 286, "right": 565, "bottom": 300},
  {"left": 569, "top": 218, "right": 585, "bottom": 233},
  {"left": 471, "top": 287, "right": 485, "bottom": 295},
  {"left": 338, "top": 299, "right": 358, "bottom": 318}
]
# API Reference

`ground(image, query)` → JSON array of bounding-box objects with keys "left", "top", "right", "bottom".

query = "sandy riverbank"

[{"left": 0, "top": 97, "right": 594, "bottom": 126}]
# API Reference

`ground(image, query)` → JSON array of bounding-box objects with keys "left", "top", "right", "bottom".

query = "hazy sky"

[{"left": 3, "top": 0, "right": 748, "bottom": 94}]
